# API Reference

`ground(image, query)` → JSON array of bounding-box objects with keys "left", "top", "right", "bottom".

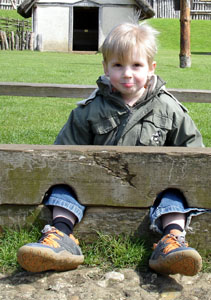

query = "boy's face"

[{"left": 103, "top": 50, "right": 156, "bottom": 105}]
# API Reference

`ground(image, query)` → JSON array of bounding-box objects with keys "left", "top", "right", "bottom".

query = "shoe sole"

[
  {"left": 149, "top": 249, "right": 202, "bottom": 276},
  {"left": 17, "top": 245, "right": 84, "bottom": 273}
]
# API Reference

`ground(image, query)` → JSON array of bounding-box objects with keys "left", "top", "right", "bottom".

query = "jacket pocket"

[
  {"left": 138, "top": 114, "right": 172, "bottom": 146},
  {"left": 92, "top": 115, "right": 120, "bottom": 135}
]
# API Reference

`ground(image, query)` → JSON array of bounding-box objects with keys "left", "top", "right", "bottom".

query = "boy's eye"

[
  {"left": 134, "top": 63, "right": 143, "bottom": 67},
  {"left": 113, "top": 63, "right": 122, "bottom": 67}
]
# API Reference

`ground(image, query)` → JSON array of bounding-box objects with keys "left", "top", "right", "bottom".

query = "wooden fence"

[
  {"left": 191, "top": 1, "right": 211, "bottom": 20},
  {"left": 0, "top": 17, "right": 32, "bottom": 50},
  {"left": 146, "top": 0, "right": 211, "bottom": 20},
  {"left": 0, "top": 0, "right": 22, "bottom": 10},
  {"left": 0, "top": 82, "right": 211, "bottom": 104}
]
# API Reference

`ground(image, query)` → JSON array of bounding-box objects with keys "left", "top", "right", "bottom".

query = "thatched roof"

[
  {"left": 17, "top": 0, "right": 36, "bottom": 18},
  {"left": 17, "top": 0, "right": 155, "bottom": 19},
  {"left": 135, "top": 0, "right": 155, "bottom": 19}
]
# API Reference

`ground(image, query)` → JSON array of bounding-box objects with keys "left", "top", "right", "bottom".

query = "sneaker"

[
  {"left": 17, "top": 225, "right": 84, "bottom": 272},
  {"left": 149, "top": 232, "right": 202, "bottom": 276}
]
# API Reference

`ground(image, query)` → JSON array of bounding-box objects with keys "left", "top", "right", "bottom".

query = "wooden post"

[
  {"left": 15, "top": 33, "right": 19, "bottom": 50},
  {"left": 29, "top": 32, "right": 34, "bottom": 50},
  {"left": 180, "top": 0, "right": 191, "bottom": 68},
  {"left": 36, "top": 34, "right": 43, "bottom": 51},
  {"left": 11, "top": 31, "right": 15, "bottom": 50}
]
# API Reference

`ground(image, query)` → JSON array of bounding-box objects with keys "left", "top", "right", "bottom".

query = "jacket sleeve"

[
  {"left": 54, "top": 106, "right": 93, "bottom": 145},
  {"left": 167, "top": 110, "right": 204, "bottom": 147}
]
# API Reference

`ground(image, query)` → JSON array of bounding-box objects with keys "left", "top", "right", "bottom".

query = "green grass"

[
  {"left": 0, "top": 225, "right": 210, "bottom": 274},
  {"left": 81, "top": 232, "right": 149, "bottom": 271},
  {"left": 0, "top": 225, "right": 42, "bottom": 273},
  {"left": 148, "top": 19, "right": 211, "bottom": 52},
  {"left": 0, "top": 8, "right": 27, "bottom": 20},
  {"left": 0, "top": 226, "right": 149, "bottom": 273},
  {"left": 0, "top": 96, "right": 78, "bottom": 144},
  {"left": 0, "top": 51, "right": 103, "bottom": 84}
]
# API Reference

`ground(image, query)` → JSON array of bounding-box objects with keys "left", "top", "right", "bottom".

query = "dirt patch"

[{"left": 0, "top": 267, "right": 211, "bottom": 300}]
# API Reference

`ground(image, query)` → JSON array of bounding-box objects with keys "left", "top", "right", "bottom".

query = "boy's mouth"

[{"left": 121, "top": 82, "right": 134, "bottom": 88}]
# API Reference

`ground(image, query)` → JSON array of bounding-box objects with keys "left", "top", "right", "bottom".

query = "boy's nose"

[{"left": 123, "top": 67, "right": 132, "bottom": 77}]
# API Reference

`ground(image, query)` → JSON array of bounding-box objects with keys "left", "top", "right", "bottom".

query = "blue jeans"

[{"left": 44, "top": 186, "right": 207, "bottom": 233}]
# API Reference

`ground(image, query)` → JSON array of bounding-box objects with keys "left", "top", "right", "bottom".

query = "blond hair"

[{"left": 102, "top": 22, "right": 159, "bottom": 66}]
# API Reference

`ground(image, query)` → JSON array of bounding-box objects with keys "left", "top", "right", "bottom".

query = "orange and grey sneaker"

[
  {"left": 149, "top": 232, "right": 202, "bottom": 276},
  {"left": 17, "top": 225, "right": 84, "bottom": 273}
]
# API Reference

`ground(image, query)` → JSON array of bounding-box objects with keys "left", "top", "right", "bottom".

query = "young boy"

[{"left": 17, "top": 22, "right": 206, "bottom": 276}]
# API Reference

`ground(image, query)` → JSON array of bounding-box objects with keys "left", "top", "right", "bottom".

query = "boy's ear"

[
  {"left": 149, "top": 61, "right": 156, "bottom": 75},
  {"left": 103, "top": 61, "right": 109, "bottom": 76}
]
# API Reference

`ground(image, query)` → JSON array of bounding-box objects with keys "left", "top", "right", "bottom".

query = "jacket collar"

[{"left": 96, "top": 75, "right": 166, "bottom": 107}]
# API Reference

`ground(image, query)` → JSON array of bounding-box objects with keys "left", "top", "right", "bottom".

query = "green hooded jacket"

[{"left": 55, "top": 75, "right": 204, "bottom": 147}]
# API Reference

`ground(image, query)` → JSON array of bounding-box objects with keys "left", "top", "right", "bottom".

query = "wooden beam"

[
  {"left": 167, "top": 88, "right": 211, "bottom": 103},
  {"left": 0, "top": 82, "right": 211, "bottom": 103},
  {"left": 0, "top": 82, "right": 96, "bottom": 98},
  {"left": 0, "top": 145, "right": 210, "bottom": 209},
  {"left": 0, "top": 145, "right": 210, "bottom": 250}
]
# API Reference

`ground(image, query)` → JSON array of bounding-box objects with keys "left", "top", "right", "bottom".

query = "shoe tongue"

[
  {"left": 41, "top": 224, "right": 53, "bottom": 234},
  {"left": 169, "top": 230, "right": 186, "bottom": 245},
  {"left": 169, "top": 229, "right": 183, "bottom": 237}
]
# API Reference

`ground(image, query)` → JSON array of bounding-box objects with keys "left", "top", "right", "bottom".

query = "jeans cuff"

[
  {"left": 44, "top": 196, "right": 85, "bottom": 223},
  {"left": 150, "top": 207, "right": 208, "bottom": 234}
]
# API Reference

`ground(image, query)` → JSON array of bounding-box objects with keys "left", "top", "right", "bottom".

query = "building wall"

[
  {"left": 99, "top": 6, "right": 136, "bottom": 50},
  {"left": 33, "top": 1, "right": 138, "bottom": 52},
  {"left": 34, "top": 6, "right": 70, "bottom": 51}
]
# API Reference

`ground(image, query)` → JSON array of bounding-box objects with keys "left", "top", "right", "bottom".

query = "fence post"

[
  {"left": 180, "top": 0, "right": 191, "bottom": 68},
  {"left": 11, "top": 31, "right": 15, "bottom": 50},
  {"left": 15, "top": 33, "right": 19, "bottom": 50},
  {"left": 36, "top": 34, "right": 43, "bottom": 51},
  {"left": 29, "top": 32, "right": 34, "bottom": 50}
]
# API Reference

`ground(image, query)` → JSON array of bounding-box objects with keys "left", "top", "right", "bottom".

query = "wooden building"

[
  {"left": 28, "top": 0, "right": 154, "bottom": 52},
  {"left": 14, "top": 0, "right": 211, "bottom": 52}
]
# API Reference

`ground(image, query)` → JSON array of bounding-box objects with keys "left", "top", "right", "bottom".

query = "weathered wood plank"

[
  {"left": 0, "top": 82, "right": 211, "bottom": 103},
  {"left": 168, "top": 88, "right": 211, "bottom": 103},
  {"left": 0, "top": 82, "right": 96, "bottom": 99},
  {"left": 0, "top": 145, "right": 210, "bottom": 208}
]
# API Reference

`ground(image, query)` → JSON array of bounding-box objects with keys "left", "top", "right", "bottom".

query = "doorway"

[{"left": 73, "top": 7, "right": 99, "bottom": 51}]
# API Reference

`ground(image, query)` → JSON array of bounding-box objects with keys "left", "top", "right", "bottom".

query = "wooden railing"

[
  {"left": 0, "top": 82, "right": 211, "bottom": 103},
  {"left": 0, "top": 17, "right": 32, "bottom": 50}
]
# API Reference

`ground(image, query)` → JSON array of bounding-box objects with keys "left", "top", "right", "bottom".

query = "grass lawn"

[
  {"left": 0, "top": 8, "right": 26, "bottom": 19},
  {"left": 0, "top": 18, "right": 210, "bottom": 273}
]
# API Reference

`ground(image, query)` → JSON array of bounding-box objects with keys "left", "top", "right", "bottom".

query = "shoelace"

[
  {"left": 39, "top": 228, "right": 80, "bottom": 248},
  {"left": 153, "top": 234, "right": 189, "bottom": 254},
  {"left": 40, "top": 229, "right": 64, "bottom": 248},
  {"left": 69, "top": 234, "right": 79, "bottom": 245}
]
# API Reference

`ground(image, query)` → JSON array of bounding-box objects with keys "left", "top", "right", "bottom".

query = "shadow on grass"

[{"left": 191, "top": 52, "right": 211, "bottom": 55}]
